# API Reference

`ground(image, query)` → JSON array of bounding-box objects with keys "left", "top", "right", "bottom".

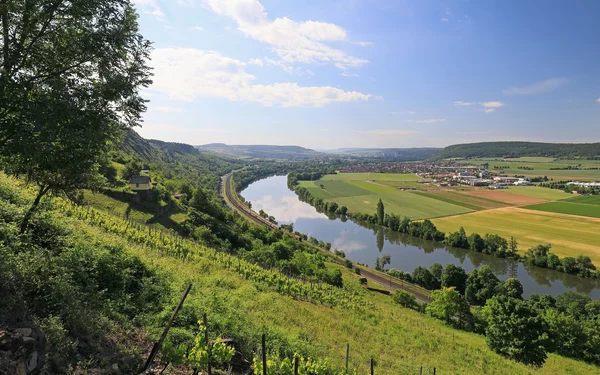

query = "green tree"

[
  {"left": 412, "top": 266, "right": 436, "bottom": 290},
  {"left": 555, "top": 292, "right": 590, "bottom": 317},
  {"left": 497, "top": 278, "right": 523, "bottom": 299},
  {"left": 376, "top": 198, "right": 385, "bottom": 225},
  {"left": 441, "top": 264, "right": 468, "bottom": 295},
  {"left": 0, "top": 0, "right": 151, "bottom": 233},
  {"left": 465, "top": 266, "right": 500, "bottom": 305},
  {"left": 468, "top": 233, "right": 485, "bottom": 252},
  {"left": 426, "top": 287, "right": 472, "bottom": 329},
  {"left": 445, "top": 227, "right": 469, "bottom": 248},
  {"left": 429, "top": 263, "right": 443, "bottom": 290},
  {"left": 483, "top": 296, "right": 550, "bottom": 367},
  {"left": 543, "top": 308, "right": 586, "bottom": 358},
  {"left": 393, "top": 290, "right": 417, "bottom": 309}
]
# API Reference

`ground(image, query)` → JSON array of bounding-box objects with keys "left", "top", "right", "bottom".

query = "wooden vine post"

[{"left": 140, "top": 283, "right": 192, "bottom": 373}]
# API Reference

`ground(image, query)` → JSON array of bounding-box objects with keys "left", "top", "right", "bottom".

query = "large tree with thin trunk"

[{"left": 0, "top": 0, "right": 152, "bottom": 232}]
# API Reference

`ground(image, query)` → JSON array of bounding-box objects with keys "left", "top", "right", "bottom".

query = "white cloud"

[
  {"left": 480, "top": 101, "right": 505, "bottom": 108},
  {"left": 152, "top": 106, "right": 184, "bottom": 113},
  {"left": 149, "top": 48, "right": 373, "bottom": 107},
  {"left": 597, "top": 98, "right": 600, "bottom": 103},
  {"left": 204, "top": 0, "right": 368, "bottom": 70},
  {"left": 441, "top": 18, "right": 449, "bottom": 22},
  {"left": 414, "top": 118, "right": 446, "bottom": 124},
  {"left": 193, "top": 26, "right": 204, "bottom": 31},
  {"left": 132, "top": 0, "right": 165, "bottom": 21},
  {"left": 503, "top": 78, "right": 568, "bottom": 95},
  {"left": 340, "top": 72, "right": 359, "bottom": 77},
  {"left": 353, "top": 41, "right": 373, "bottom": 47},
  {"left": 455, "top": 100, "right": 505, "bottom": 113},
  {"left": 359, "top": 129, "right": 420, "bottom": 135},
  {"left": 248, "top": 58, "right": 264, "bottom": 67},
  {"left": 391, "top": 111, "right": 416, "bottom": 115}
]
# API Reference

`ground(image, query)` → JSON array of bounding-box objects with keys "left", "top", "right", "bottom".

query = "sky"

[{"left": 132, "top": 0, "right": 600, "bottom": 149}]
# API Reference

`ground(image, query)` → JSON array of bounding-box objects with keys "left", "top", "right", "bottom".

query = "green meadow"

[
  {"left": 300, "top": 174, "right": 471, "bottom": 219},
  {"left": 525, "top": 201, "right": 600, "bottom": 219},
  {"left": 566, "top": 195, "right": 600, "bottom": 205}
]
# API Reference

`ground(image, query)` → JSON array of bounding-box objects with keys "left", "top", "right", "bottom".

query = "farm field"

[
  {"left": 373, "top": 180, "right": 427, "bottom": 190},
  {"left": 459, "top": 190, "right": 547, "bottom": 205},
  {"left": 525, "top": 202, "right": 600, "bottom": 219},
  {"left": 414, "top": 191, "right": 509, "bottom": 211},
  {"left": 566, "top": 195, "right": 600, "bottom": 205},
  {"left": 298, "top": 180, "right": 372, "bottom": 199},
  {"left": 457, "top": 158, "right": 600, "bottom": 180},
  {"left": 432, "top": 207, "right": 600, "bottom": 265},
  {"left": 300, "top": 174, "right": 473, "bottom": 219},
  {"left": 504, "top": 186, "right": 573, "bottom": 200},
  {"left": 322, "top": 172, "right": 420, "bottom": 181}
]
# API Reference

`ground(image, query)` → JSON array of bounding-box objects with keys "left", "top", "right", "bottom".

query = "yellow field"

[{"left": 432, "top": 207, "right": 600, "bottom": 265}]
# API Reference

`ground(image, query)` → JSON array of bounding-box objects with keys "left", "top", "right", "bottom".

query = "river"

[{"left": 241, "top": 175, "right": 600, "bottom": 299}]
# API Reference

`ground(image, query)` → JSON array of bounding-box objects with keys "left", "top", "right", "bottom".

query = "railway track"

[{"left": 220, "top": 172, "right": 431, "bottom": 303}]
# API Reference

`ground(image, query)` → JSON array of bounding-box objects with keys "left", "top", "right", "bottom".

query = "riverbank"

[{"left": 240, "top": 175, "right": 600, "bottom": 298}]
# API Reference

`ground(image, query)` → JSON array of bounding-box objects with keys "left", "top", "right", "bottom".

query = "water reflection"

[
  {"left": 242, "top": 176, "right": 600, "bottom": 299},
  {"left": 250, "top": 195, "right": 328, "bottom": 222}
]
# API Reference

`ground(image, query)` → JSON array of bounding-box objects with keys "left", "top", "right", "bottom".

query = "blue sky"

[{"left": 132, "top": 0, "right": 600, "bottom": 149}]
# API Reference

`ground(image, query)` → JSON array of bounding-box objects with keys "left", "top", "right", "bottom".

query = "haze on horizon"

[{"left": 133, "top": 0, "right": 600, "bottom": 149}]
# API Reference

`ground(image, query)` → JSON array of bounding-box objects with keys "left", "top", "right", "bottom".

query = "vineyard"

[{"left": 58, "top": 201, "right": 372, "bottom": 311}]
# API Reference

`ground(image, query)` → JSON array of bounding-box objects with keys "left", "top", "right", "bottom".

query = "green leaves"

[{"left": 483, "top": 296, "right": 550, "bottom": 367}]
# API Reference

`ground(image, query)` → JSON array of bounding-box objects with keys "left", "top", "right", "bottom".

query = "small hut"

[{"left": 129, "top": 175, "right": 152, "bottom": 199}]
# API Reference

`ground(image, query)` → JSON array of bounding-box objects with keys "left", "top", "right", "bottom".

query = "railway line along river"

[{"left": 241, "top": 175, "right": 600, "bottom": 299}]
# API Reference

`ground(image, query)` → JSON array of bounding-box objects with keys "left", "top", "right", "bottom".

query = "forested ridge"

[{"left": 432, "top": 141, "right": 600, "bottom": 159}]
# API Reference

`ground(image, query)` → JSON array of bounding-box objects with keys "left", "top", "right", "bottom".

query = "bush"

[{"left": 393, "top": 290, "right": 417, "bottom": 309}]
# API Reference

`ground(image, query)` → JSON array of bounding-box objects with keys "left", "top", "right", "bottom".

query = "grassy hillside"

[
  {"left": 432, "top": 141, "right": 600, "bottom": 160},
  {"left": 1, "top": 175, "right": 597, "bottom": 375}
]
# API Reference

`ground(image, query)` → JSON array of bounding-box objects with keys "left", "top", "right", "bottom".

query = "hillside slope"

[
  {"left": 432, "top": 141, "right": 600, "bottom": 159},
  {"left": 1, "top": 174, "right": 597, "bottom": 375}
]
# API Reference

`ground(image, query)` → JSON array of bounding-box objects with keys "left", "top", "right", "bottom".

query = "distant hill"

[
  {"left": 118, "top": 130, "right": 244, "bottom": 190},
  {"left": 327, "top": 147, "right": 442, "bottom": 160},
  {"left": 432, "top": 141, "right": 600, "bottom": 160},
  {"left": 196, "top": 143, "right": 322, "bottom": 160}
]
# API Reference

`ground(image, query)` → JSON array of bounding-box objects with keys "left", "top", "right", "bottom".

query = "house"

[
  {"left": 129, "top": 175, "right": 152, "bottom": 199},
  {"left": 130, "top": 175, "right": 151, "bottom": 190}
]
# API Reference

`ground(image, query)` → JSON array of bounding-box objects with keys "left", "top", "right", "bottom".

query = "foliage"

[
  {"left": 483, "top": 296, "right": 550, "bottom": 367},
  {"left": 0, "top": 0, "right": 151, "bottom": 233},
  {"left": 187, "top": 322, "right": 235, "bottom": 372},
  {"left": 432, "top": 141, "right": 600, "bottom": 160},
  {"left": 497, "top": 278, "right": 524, "bottom": 299},
  {"left": 253, "top": 354, "right": 342, "bottom": 375},
  {"left": 376, "top": 199, "right": 385, "bottom": 225},
  {"left": 441, "top": 264, "right": 468, "bottom": 295},
  {"left": 465, "top": 266, "right": 500, "bottom": 306},
  {"left": 426, "top": 287, "right": 472, "bottom": 329},
  {"left": 392, "top": 290, "right": 417, "bottom": 309}
]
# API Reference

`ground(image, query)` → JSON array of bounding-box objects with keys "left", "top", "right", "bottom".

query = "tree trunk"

[
  {"left": 1, "top": 0, "right": 10, "bottom": 77},
  {"left": 20, "top": 185, "right": 50, "bottom": 234}
]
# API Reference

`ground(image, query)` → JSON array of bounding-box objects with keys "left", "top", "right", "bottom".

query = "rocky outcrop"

[{"left": 0, "top": 326, "right": 46, "bottom": 375}]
